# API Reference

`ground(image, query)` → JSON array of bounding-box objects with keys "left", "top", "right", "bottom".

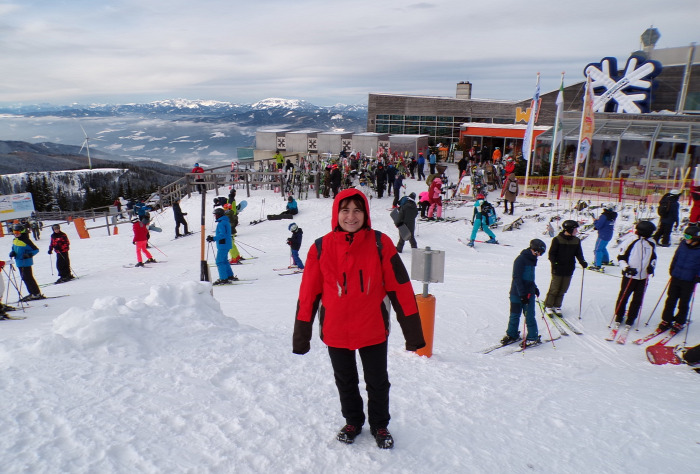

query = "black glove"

[
  {"left": 582, "top": 261, "right": 588, "bottom": 269},
  {"left": 183, "top": 212, "right": 187, "bottom": 216},
  {"left": 520, "top": 295, "right": 530, "bottom": 305},
  {"left": 534, "top": 287, "right": 540, "bottom": 297},
  {"left": 623, "top": 267, "right": 638, "bottom": 277},
  {"left": 9, "top": 251, "right": 15, "bottom": 258},
  {"left": 206, "top": 235, "right": 214, "bottom": 243},
  {"left": 219, "top": 239, "right": 226, "bottom": 245},
  {"left": 48, "top": 249, "right": 52, "bottom": 255}
]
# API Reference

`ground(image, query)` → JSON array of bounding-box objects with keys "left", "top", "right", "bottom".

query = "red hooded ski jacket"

[{"left": 293, "top": 188, "right": 425, "bottom": 353}]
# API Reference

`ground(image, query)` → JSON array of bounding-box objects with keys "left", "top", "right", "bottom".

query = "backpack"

[
  {"left": 480, "top": 200, "right": 496, "bottom": 225},
  {"left": 657, "top": 193, "right": 672, "bottom": 217},
  {"left": 508, "top": 179, "right": 518, "bottom": 194}
]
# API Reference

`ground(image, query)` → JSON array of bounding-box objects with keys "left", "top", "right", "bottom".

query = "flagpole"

[
  {"left": 523, "top": 73, "right": 540, "bottom": 199},
  {"left": 547, "top": 72, "right": 565, "bottom": 200},
  {"left": 571, "top": 73, "right": 591, "bottom": 208}
]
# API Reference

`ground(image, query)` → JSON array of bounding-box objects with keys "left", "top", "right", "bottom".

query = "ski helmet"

[
  {"left": 288, "top": 223, "right": 298, "bottom": 232},
  {"left": 12, "top": 223, "right": 24, "bottom": 232},
  {"left": 223, "top": 203, "right": 231, "bottom": 210},
  {"left": 683, "top": 225, "right": 700, "bottom": 241},
  {"left": 529, "top": 238, "right": 547, "bottom": 255},
  {"left": 561, "top": 220, "right": 579, "bottom": 232},
  {"left": 52, "top": 224, "right": 61, "bottom": 231},
  {"left": 288, "top": 195, "right": 294, "bottom": 202},
  {"left": 476, "top": 193, "right": 485, "bottom": 200},
  {"left": 213, "top": 208, "right": 225, "bottom": 218},
  {"left": 603, "top": 203, "right": 615, "bottom": 211},
  {"left": 635, "top": 220, "right": 656, "bottom": 238}
]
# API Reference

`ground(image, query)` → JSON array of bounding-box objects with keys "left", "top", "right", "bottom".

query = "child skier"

[
  {"left": 467, "top": 193, "right": 498, "bottom": 247},
  {"left": 607, "top": 221, "right": 657, "bottom": 343},
  {"left": 544, "top": 220, "right": 587, "bottom": 316},
  {"left": 287, "top": 223, "right": 304, "bottom": 269},
  {"left": 206, "top": 207, "right": 237, "bottom": 285},
  {"left": 223, "top": 204, "right": 242, "bottom": 264},
  {"left": 132, "top": 217, "right": 156, "bottom": 267},
  {"left": 589, "top": 204, "right": 617, "bottom": 271},
  {"left": 9, "top": 223, "right": 43, "bottom": 301},
  {"left": 657, "top": 225, "right": 700, "bottom": 332},
  {"left": 501, "top": 239, "right": 546, "bottom": 347},
  {"left": 47, "top": 224, "right": 74, "bottom": 283},
  {"left": 427, "top": 177, "right": 443, "bottom": 220}
]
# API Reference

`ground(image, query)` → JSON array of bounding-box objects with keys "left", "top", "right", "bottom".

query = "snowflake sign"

[{"left": 584, "top": 55, "right": 662, "bottom": 113}]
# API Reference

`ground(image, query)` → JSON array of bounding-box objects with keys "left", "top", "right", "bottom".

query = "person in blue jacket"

[
  {"left": 429, "top": 151, "right": 437, "bottom": 175},
  {"left": 589, "top": 204, "right": 617, "bottom": 271},
  {"left": 501, "top": 239, "right": 546, "bottom": 347},
  {"left": 206, "top": 208, "right": 236, "bottom": 285},
  {"left": 658, "top": 225, "right": 700, "bottom": 331},
  {"left": 9, "top": 223, "right": 44, "bottom": 301},
  {"left": 417, "top": 153, "right": 426, "bottom": 181}
]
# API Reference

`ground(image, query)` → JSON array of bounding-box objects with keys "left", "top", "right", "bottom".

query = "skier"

[
  {"left": 286, "top": 223, "right": 304, "bottom": 270},
  {"left": 395, "top": 193, "right": 418, "bottom": 253},
  {"left": 391, "top": 172, "right": 405, "bottom": 208},
  {"left": 9, "top": 223, "right": 44, "bottom": 301},
  {"left": 418, "top": 191, "right": 430, "bottom": 219},
  {"left": 0, "top": 260, "right": 6, "bottom": 318},
  {"left": 543, "top": 220, "right": 587, "bottom": 316},
  {"left": 386, "top": 163, "right": 397, "bottom": 197},
  {"left": 223, "top": 204, "right": 242, "bottom": 264},
  {"left": 273, "top": 150, "right": 284, "bottom": 170},
  {"left": 191, "top": 162, "right": 205, "bottom": 194},
  {"left": 172, "top": 197, "right": 191, "bottom": 238},
  {"left": 330, "top": 164, "right": 342, "bottom": 198},
  {"left": 653, "top": 189, "right": 681, "bottom": 247},
  {"left": 466, "top": 193, "right": 498, "bottom": 247},
  {"left": 417, "top": 152, "right": 426, "bottom": 181},
  {"left": 657, "top": 225, "right": 700, "bottom": 332},
  {"left": 375, "top": 164, "right": 387, "bottom": 198},
  {"left": 608, "top": 221, "right": 657, "bottom": 341},
  {"left": 501, "top": 239, "right": 546, "bottom": 347},
  {"left": 206, "top": 208, "right": 237, "bottom": 285},
  {"left": 689, "top": 185, "right": 700, "bottom": 225},
  {"left": 427, "top": 177, "right": 443, "bottom": 220},
  {"left": 589, "top": 203, "right": 617, "bottom": 271},
  {"left": 47, "top": 224, "right": 74, "bottom": 284},
  {"left": 292, "top": 188, "right": 425, "bottom": 449},
  {"left": 267, "top": 195, "right": 298, "bottom": 220},
  {"left": 132, "top": 217, "right": 156, "bottom": 267},
  {"left": 428, "top": 150, "right": 437, "bottom": 175}
]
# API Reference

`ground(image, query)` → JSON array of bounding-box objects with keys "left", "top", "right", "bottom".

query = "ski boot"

[
  {"left": 371, "top": 427, "right": 394, "bottom": 449},
  {"left": 485, "top": 237, "right": 499, "bottom": 244},
  {"left": 671, "top": 322, "right": 685, "bottom": 332},
  {"left": 521, "top": 335, "right": 542, "bottom": 348},
  {"left": 146, "top": 258, "right": 157, "bottom": 263},
  {"left": 657, "top": 321, "right": 672, "bottom": 331},
  {"left": 337, "top": 424, "right": 362, "bottom": 444},
  {"left": 544, "top": 307, "right": 555, "bottom": 316},
  {"left": 553, "top": 307, "right": 563, "bottom": 317},
  {"left": 500, "top": 333, "right": 521, "bottom": 345},
  {"left": 588, "top": 265, "right": 604, "bottom": 272},
  {"left": 467, "top": 240, "right": 475, "bottom": 247},
  {"left": 227, "top": 276, "right": 239, "bottom": 282}
]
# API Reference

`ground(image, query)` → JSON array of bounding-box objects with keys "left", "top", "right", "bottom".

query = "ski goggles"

[{"left": 684, "top": 233, "right": 694, "bottom": 240}]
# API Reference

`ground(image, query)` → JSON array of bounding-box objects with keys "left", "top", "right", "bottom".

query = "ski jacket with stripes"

[
  {"left": 10, "top": 234, "right": 39, "bottom": 268},
  {"left": 293, "top": 188, "right": 425, "bottom": 353},
  {"left": 616, "top": 234, "right": 657, "bottom": 280}
]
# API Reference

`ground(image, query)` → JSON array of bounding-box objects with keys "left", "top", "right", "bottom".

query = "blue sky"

[{"left": 0, "top": 0, "right": 697, "bottom": 106}]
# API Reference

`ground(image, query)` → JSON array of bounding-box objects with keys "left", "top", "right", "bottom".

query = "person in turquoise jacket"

[
  {"left": 9, "top": 223, "right": 43, "bottom": 301},
  {"left": 467, "top": 193, "right": 498, "bottom": 247},
  {"left": 206, "top": 208, "right": 236, "bottom": 285}
]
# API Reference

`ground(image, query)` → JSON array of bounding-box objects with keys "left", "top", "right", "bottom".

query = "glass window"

[
  {"left": 420, "top": 126, "right": 436, "bottom": 135},
  {"left": 390, "top": 124, "right": 404, "bottom": 134},
  {"left": 405, "top": 115, "right": 419, "bottom": 121},
  {"left": 420, "top": 116, "right": 437, "bottom": 122},
  {"left": 437, "top": 116, "right": 452, "bottom": 123},
  {"left": 390, "top": 115, "right": 404, "bottom": 121},
  {"left": 405, "top": 126, "right": 419, "bottom": 134},
  {"left": 376, "top": 124, "right": 389, "bottom": 133}
]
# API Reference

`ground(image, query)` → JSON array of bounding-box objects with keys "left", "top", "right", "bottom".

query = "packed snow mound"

[{"left": 38, "top": 282, "right": 240, "bottom": 358}]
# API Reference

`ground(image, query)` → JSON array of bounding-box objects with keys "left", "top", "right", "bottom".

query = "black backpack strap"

[
  {"left": 374, "top": 230, "right": 383, "bottom": 263},
  {"left": 314, "top": 236, "right": 323, "bottom": 259}
]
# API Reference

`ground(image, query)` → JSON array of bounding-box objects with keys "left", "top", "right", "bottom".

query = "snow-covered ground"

[{"left": 1, "top": 169, "right": 698, "bottom": 473}]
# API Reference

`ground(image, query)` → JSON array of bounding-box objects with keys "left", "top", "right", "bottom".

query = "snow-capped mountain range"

[{"left": 0, "top": 98, "right": 368, "bottom": 167}]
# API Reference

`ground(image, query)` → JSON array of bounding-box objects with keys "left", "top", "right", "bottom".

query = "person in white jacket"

[{"left": 612, "top": 221, "right": 657, "bottom": 332}]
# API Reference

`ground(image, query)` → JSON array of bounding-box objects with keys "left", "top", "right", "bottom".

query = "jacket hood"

[{"left": 331, "top": 188, "right": 372, "bottom": 231}]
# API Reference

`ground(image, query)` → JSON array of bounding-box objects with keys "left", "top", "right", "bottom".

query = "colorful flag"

[
  {"left": 552, "top": 79, "right": 565, "bottom": 149},
  {"left": 577, "top": 74, "right": 595, "bottom": 164},
  {"left": 521, "top": 74, "right": 541, "bottom": 161}
]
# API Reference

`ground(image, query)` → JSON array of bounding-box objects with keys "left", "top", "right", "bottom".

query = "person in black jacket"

[
  {"left": 653, "top": 189, "right": 681, "bottom": 247},
  {"left": 375, "top": 164, "right": 387, "bottom": 198},
  {"left": 395, "top": 193, "right": 418, "bottom": 253},
  {"left": 287, "top": 223, "right": 304, "bottom": 269},
  {"left": 543, "top": 220, "right": 587, "bottom": 316},
  {"left": 330, "top": 164, "right": 342, "bottom": 198},
  {"left": 172, "top": 197, "right": 190, "bottom": 238}
]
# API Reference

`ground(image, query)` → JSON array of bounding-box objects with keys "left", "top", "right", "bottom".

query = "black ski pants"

[
  {"left": 19, "top": 266, "right": 40, "bottom": 296},
  {"left": 327, "top": 340, "right": 390, "bottom": 430},
  {"left": 55, "top": 251, "right": 71, "bottom": 279},
  {"left": 661, "top": 277, "right": 695, "bottom": 326},
  {"left": 653, "top": 221, "right": 674, "bottom": 246},
  {"left": 175, "top": 217, "right": 189, "bottom": 237},
  {"left": 615, "top": 276, "right": 648, "bottom": 325}
]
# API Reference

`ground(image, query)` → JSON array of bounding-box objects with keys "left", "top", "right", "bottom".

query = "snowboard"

[
  {"left": 237, "top": 200, "right": 247, "bottom": 213},
  {"left": 646, "top": 345, "right": 682, "bottom": 365}
]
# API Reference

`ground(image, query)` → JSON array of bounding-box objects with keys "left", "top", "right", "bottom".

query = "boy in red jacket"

[{"left": 293, "top": 188, "right": 425, "bottom": 449}]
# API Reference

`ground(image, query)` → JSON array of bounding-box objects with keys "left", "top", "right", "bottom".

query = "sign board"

[
  {"left": 410, "top": 248, "right": 445, "bottom": 283},
  {"left": 0, "top": 193, "right": 36, "bottom": 222}
]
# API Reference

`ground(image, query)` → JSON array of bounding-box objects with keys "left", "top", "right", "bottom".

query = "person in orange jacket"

[{"left": 292, "top": 188, "right": 425, "bottom": 449}]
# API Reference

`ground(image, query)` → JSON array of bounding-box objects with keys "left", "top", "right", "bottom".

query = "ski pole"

[
  {"left": 236, "top": 239, "right": 266, "bottom": 253},
  {"left": 609, "top": 276, "right": 635, "bottom": 327},
  {"left": 148, "top": 242, "right": 168, "bottom": 258},
  {"left": 681, "top": 288, "right": 695, "bottom": 346},
  {"left": 643, "top": 278, "right": 671, "bottom": 326},
  {"left": 634, "top": 277, "right": 650, "bottom": 331},
  {"left": 578, "top": 264, "right": 585, "bottom": 320},
  {"left": 536, "top": 297, "right": 557, "bottom": 349},
  {"left": 6, "top": 264, "right": 27, "bottom": 310},
  {"left": 49, "top": 253, "right": 54, "bottom": 276}
]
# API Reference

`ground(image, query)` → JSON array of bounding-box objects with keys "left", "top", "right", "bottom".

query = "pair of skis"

[
  {"left": 274, "top": 266, "right": 303, "bottom": 276},
  {"left": 538, "top": 303, "right": 583, "bottom": 336}
]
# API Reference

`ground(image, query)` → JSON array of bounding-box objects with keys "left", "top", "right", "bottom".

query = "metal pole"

[{"left": 422, "top": 246, "right": 432, "bottom": 298}]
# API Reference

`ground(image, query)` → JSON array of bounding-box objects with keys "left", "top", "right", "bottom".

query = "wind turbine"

[{"left": 78, "top": 123, "right": 92, "bottom": 170}]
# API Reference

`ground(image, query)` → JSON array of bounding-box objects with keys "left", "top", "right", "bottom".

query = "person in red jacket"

[
  {"left": 191, "top": 162, "right": 205, "bottom": 194},
  {"left": 47, "top": 224, "right": 74, "bottom": 284},
  {"left": 293, "top": 188, "right": 425, "bottom": 450},
  {"left": 132, "top": 217, "right": 156, "bottom": 267}
]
